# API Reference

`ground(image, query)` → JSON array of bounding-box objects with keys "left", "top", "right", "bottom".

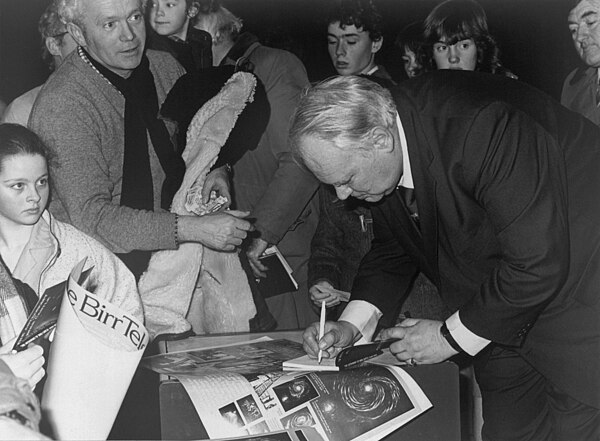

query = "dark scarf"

[{"left": 81, "top": 48, "right": 185, "bottom": 278}]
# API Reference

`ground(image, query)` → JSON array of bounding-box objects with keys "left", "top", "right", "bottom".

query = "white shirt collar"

[
  {"left": 396, "top": 113, "right": 413, "bottom": 189},
  {"left": 363, "top": 65, "right": 379, "bottom": 76}
]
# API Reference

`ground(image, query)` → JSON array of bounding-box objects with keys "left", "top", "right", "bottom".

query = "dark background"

[{"left": 0, "top": 0, "right": 583, "bottom": 104}]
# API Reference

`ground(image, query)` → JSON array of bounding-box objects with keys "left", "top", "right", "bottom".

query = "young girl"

[
  {"left": 0, "top": 123, "right": 142, "bottom": 387},
  {"left": 424, "top": 0, "right": 517, "bottom": 78},
  {"left": 395, "top": 21, "right": 430, "bottom": 79}
]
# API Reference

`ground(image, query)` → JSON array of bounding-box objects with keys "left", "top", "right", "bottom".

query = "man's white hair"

[
  {"left": 57, "top": 0, "right": 146, "bottom": 27},
  {"left": 289, "top": 75, "right": 397, "bottom": 159},
  {"left": 56, "top": 0, "right": 84, "bottom": 26}
]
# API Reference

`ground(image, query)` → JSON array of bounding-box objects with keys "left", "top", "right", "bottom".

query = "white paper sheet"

[{"left": 41, "top": 259, "right": 148, "bottom": 440}]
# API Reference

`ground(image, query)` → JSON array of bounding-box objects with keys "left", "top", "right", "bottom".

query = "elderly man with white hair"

[{"left": 292, "top": 74, "right": 600, "bottom": 441}]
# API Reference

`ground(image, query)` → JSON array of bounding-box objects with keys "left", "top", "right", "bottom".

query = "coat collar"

[
  {"left": 393, "top": 88, "right": 440, "bottom": 284},
  {"left": 11, "top": 211, "right": 58, "bottom": 294}
]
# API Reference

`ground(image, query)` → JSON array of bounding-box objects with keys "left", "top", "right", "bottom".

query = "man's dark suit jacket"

[{"left": 352, "top": 70, "right": 600, "bottom": 408}]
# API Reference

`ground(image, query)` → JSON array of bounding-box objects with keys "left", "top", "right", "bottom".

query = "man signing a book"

[{"left": 290, "top": 74, "right": 600, "bottom": 441}]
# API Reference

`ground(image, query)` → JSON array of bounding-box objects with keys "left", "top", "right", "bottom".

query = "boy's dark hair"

[
  {"left": 325, "top": 0, "right": 383, "bottom": 42},
  {"left": 424, "top": 0, "right": 505, "bottom": 74}
]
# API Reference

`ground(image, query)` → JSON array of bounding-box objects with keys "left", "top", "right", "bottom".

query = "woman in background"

[{"left": 424, "top": 0, "right": 517, "bottom": 78}]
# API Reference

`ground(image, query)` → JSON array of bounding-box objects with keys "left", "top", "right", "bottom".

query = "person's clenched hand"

[{"left": 179, "top": 210, "right": 254, "bottom": 251}]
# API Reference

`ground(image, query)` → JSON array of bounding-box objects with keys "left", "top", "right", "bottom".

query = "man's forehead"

[
  {"left": 569, "top": 0, "right": 600, "bottom": 22},
  {"left": 83, "top": 0, "right": 143, "bottom": 18},
  {"left": 327, "top": 22, "right": 367, "bottom": 38},
  {"left": 300, "top": 135, "right": 355, "bottom": 174}
]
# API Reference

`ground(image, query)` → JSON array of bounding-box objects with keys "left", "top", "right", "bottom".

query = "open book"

[
  {"left": 283, "top": 340, "right": 404, "bottom": 372},
  {"left": 142, "top": 337, "right": 431, "bottom": 441}
]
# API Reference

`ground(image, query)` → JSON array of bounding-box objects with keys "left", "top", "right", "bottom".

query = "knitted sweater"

[{"left": 29, "top": 49, "right": 184, "bottom": 254}]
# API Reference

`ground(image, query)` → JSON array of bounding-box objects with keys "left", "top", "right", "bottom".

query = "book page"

[
  {"left": 175, "top": 365, "right": 432, "bottom": 441},
  {"left": 283, "top": 355, "right": 339, "bottom": 372}
]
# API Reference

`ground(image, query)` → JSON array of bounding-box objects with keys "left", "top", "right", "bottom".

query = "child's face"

[
  {"left": 402, "top": 48, "right": 421, "bottom": 78},
  {"left": 432, "top": 38, "right": 478, "bottom": 71},
  {"left": 148, "top": 0, "right": 190, "bottom": 40},
  {"left": 0, "top": 154, "right": 48, "bottom": 228}
]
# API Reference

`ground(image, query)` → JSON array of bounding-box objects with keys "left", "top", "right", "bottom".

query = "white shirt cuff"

[
  {"left": 338, "top": 300, "right": 383, "bottom": 345},
  {"left": 446, "top": 312, "right": 490, "bottom": 356}
]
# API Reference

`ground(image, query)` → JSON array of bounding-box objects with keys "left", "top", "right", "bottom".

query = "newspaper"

[
  {"left": 142, "top": 339, "right": 431, "bottom": 441},
  {"left": 41, "top": 259, "right": 148, "bottom": 440}
]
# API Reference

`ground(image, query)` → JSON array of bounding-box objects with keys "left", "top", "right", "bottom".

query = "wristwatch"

[{"left": 440, "top": 322, "right": 464, "bottom": 353}]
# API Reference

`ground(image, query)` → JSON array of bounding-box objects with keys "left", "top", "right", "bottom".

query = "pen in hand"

[{"left": 317, "top": 300, "right": 326, "bottom": 364}]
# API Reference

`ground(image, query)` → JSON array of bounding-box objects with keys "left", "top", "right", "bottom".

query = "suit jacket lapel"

[{"left": 397, "top": 101, "right": 440, "bottom": 285}]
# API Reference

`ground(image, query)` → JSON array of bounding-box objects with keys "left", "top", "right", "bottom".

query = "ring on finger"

[{"left": 407, "top": 358, "right": 417, "bottom": 367}]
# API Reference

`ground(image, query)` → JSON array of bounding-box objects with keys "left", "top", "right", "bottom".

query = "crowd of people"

[{"left": 0, "top": 0, "right": 599, "bottom": 440}]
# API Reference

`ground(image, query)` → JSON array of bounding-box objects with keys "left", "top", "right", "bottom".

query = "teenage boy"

[{"left": 325, "top": 0, "right": 393, "bottom": 80}]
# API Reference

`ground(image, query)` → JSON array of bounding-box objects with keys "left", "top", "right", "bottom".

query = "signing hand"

[
  {"left": 378, "top": 319, "right": 458, "bottom": 365},
  {"left": 201, "top": 165, "right": 231, "bottom": 208},
  {"left": 302, "top": 320, "right": 359, "bottom": 361},
  {"left": 246, "top": 238, "right": 269, "bottom": 278},
  {"left": 0, "top": 342, "right": 45, "bottom": 388}
]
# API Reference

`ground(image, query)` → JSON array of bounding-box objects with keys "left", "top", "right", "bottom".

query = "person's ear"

[
  {"left": 187, "top": 2, "right": 200, "bottom": 18},
  {"left": 67, "top": 22, "right": 86, "bottom": 47},
  {"left": 45, "top": 37, "right": 62, "bottom": 57},
  {"left": 369, "top": 126, "right": 394, "bottom": 153},
  {"left": 371, "top": 36, "right": 383, "bottom": 54}
]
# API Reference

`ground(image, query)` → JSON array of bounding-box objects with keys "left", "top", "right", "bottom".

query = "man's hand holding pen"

[{"left": 302, "top": 320, "right": 359, "bottom": 360}]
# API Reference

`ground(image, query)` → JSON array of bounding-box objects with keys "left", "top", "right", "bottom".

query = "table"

[{"left": 158, "top": 331, "right": 461, "bottom": 441}]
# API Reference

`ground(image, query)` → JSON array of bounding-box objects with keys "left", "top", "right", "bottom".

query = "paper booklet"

[
  {"left": 257, "top": 246, "right": 298, "bottom": 297},
  {"left": 41, "top": 258, "right": 149, "bottom": 440},
  {"left": 283, "top": 341, "right": 404, "bottom": 373},
  {"left": 13, "top": 266, "right": 92, "bottom": 352},
  {"left": 142, "top": 337, "right": 431, "bottom": 441}
]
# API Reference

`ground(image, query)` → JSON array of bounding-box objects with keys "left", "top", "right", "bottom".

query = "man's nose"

[
  {"left": 121, "top": 22, "right": 135, "bottom": 41},
  {"left": 156, "top": 6, "right": 165, "bottom": 17},
  {"left": 336, "top": 41, "right": 346, "bottom": 57},
  {"left": 575, "top": 26, "right": 588, "bottom": 43},
  {"left": 335, "top": 185, "right": 352, "bottom": 200}
]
